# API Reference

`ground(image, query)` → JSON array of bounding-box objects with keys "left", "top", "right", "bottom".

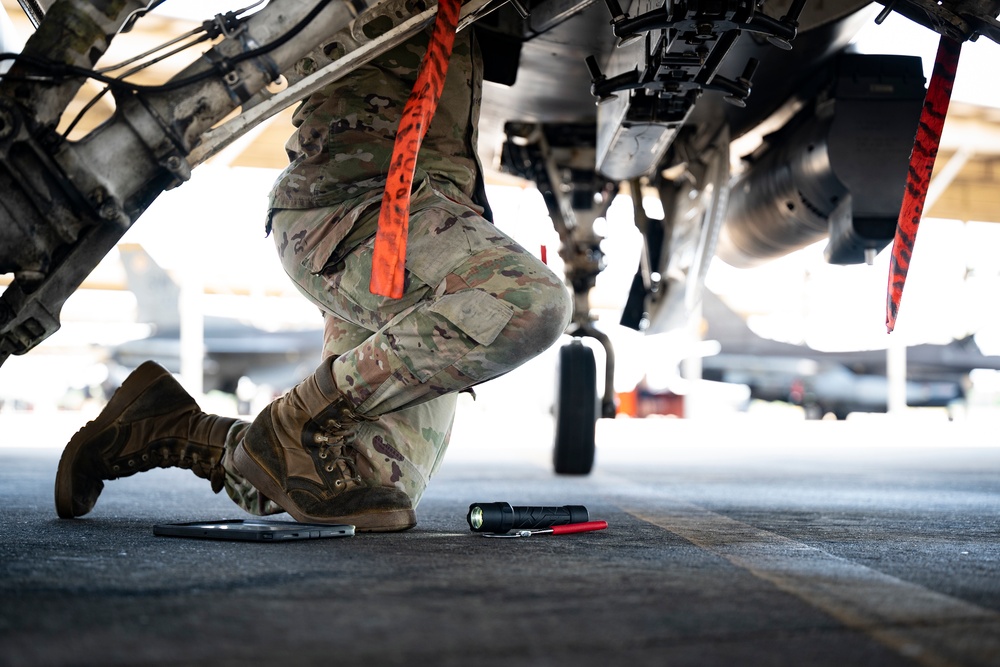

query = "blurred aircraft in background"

[
  {"left": 110, "top": 244, "right": 323, "bottom": 403},
  {"left": 697, "top": 289, "right": 1000, "bottom": 419},
  {"left": 613, "top": 286, "right": 1000, "bottom": 420},
  {"left": 0, "top": 242, "right": 323, "bottom": 412}
]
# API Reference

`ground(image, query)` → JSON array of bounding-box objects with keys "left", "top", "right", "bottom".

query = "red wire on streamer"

[
  {"left": 885, "top": 35, "right": 962, "bottom": 333},
  {"left": 369, "top": 0, "right": 463, "bottom": 299}
]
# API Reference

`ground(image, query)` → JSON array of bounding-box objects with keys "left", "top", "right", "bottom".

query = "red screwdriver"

[{"left": 482, "top": 520, "right": 608, "bottom": 538}]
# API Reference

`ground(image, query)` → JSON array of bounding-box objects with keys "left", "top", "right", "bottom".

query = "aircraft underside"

[{"left": 0, "top": 0, "right": 998, "bottom": 473}]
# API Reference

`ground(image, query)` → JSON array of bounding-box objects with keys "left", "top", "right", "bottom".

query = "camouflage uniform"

[{"left": 220, "top": 27, "right": 572, "bottom": 514}]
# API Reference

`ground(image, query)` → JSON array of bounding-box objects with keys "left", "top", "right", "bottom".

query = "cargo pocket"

[
  {"left": 428, "top": 289, "right": 513, "bottom": 347},
  {"left": 391, "top": 288, "right": 514, "bottom": 383}
]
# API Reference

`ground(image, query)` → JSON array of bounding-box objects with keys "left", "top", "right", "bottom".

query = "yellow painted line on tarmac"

[{"left": 598, "top": 476, "right": 1000, "bottom": 667}]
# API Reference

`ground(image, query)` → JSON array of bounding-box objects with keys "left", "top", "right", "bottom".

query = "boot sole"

[
  {"left": 54, "top": 361, "right": 179, "bottom": 519},
  {"left": 232, "top": 441, "right": 416, "bottom": 532}
]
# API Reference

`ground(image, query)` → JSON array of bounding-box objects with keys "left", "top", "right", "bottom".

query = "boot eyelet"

[
  {"left": 127, "top": 460, "right": 135, "bottom": 467},
  {"left": 112, "top": 465, "right": 120, "bottom": 472},
  {"left": 326, "top": 465, "right": 336, "bottom": 473},
  {"left": 141, "top": 454, "right": 148, "bottom": 461},
  {"left": 334, "top": 478, "right": 342, "bottom": 485},
  {"left": 318, "top": 451, "right": 327, "bottom": 459}
]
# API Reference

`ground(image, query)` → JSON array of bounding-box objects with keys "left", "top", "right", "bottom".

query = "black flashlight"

[{"left": 466, "top": 502, "right": 590, "bottom": 533}]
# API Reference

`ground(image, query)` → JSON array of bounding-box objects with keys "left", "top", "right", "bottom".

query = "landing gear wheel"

[{"left": 553, "top": 341, "right": 597, "bottom": 475}]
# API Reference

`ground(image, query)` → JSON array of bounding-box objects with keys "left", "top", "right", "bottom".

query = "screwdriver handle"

[{"left": 549, "top": 520, "right": 608, "bottom": 535}]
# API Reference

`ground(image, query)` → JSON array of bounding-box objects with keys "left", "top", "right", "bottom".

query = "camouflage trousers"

[{"left": 220, "top": 181, "right": 572, "bottom": 514}]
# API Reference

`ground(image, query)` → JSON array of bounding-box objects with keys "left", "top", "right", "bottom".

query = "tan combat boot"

[
  {"left": 55, "top": 361, "right": 238, "bottom": 519},
  {"left": 233, "top": 358, "right": 416, "bottom": 532}
]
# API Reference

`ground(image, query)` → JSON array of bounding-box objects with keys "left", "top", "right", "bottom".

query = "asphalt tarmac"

[{"left": 1, "top": 410, "right": 999, "bottom": 667}]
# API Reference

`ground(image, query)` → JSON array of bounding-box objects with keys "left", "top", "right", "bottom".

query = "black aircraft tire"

[{"left": 553, "top": 341, "right": 597, "bottom": 475}]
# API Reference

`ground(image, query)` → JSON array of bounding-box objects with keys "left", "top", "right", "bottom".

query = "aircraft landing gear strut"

[
  {"left": 506, "top": 124, "right": 617, "bottom": 475},
  {"left": 555, "top": 211, "right": 619, "bottom": 473},
  {"left": 501, "top": 122, "right": 618, "bottom": 474},
  {"left": 557, "top": 178, "right": 619, "bottom": 474}
]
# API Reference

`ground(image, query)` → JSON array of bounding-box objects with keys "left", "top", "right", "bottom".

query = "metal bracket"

[{"left": 188, "top": 0, "right": 494, "bottom": 167}]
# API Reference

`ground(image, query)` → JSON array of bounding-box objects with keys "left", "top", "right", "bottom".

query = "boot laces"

[{"left": 313, "top": 417, "right": 365, "bottom": 486}]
